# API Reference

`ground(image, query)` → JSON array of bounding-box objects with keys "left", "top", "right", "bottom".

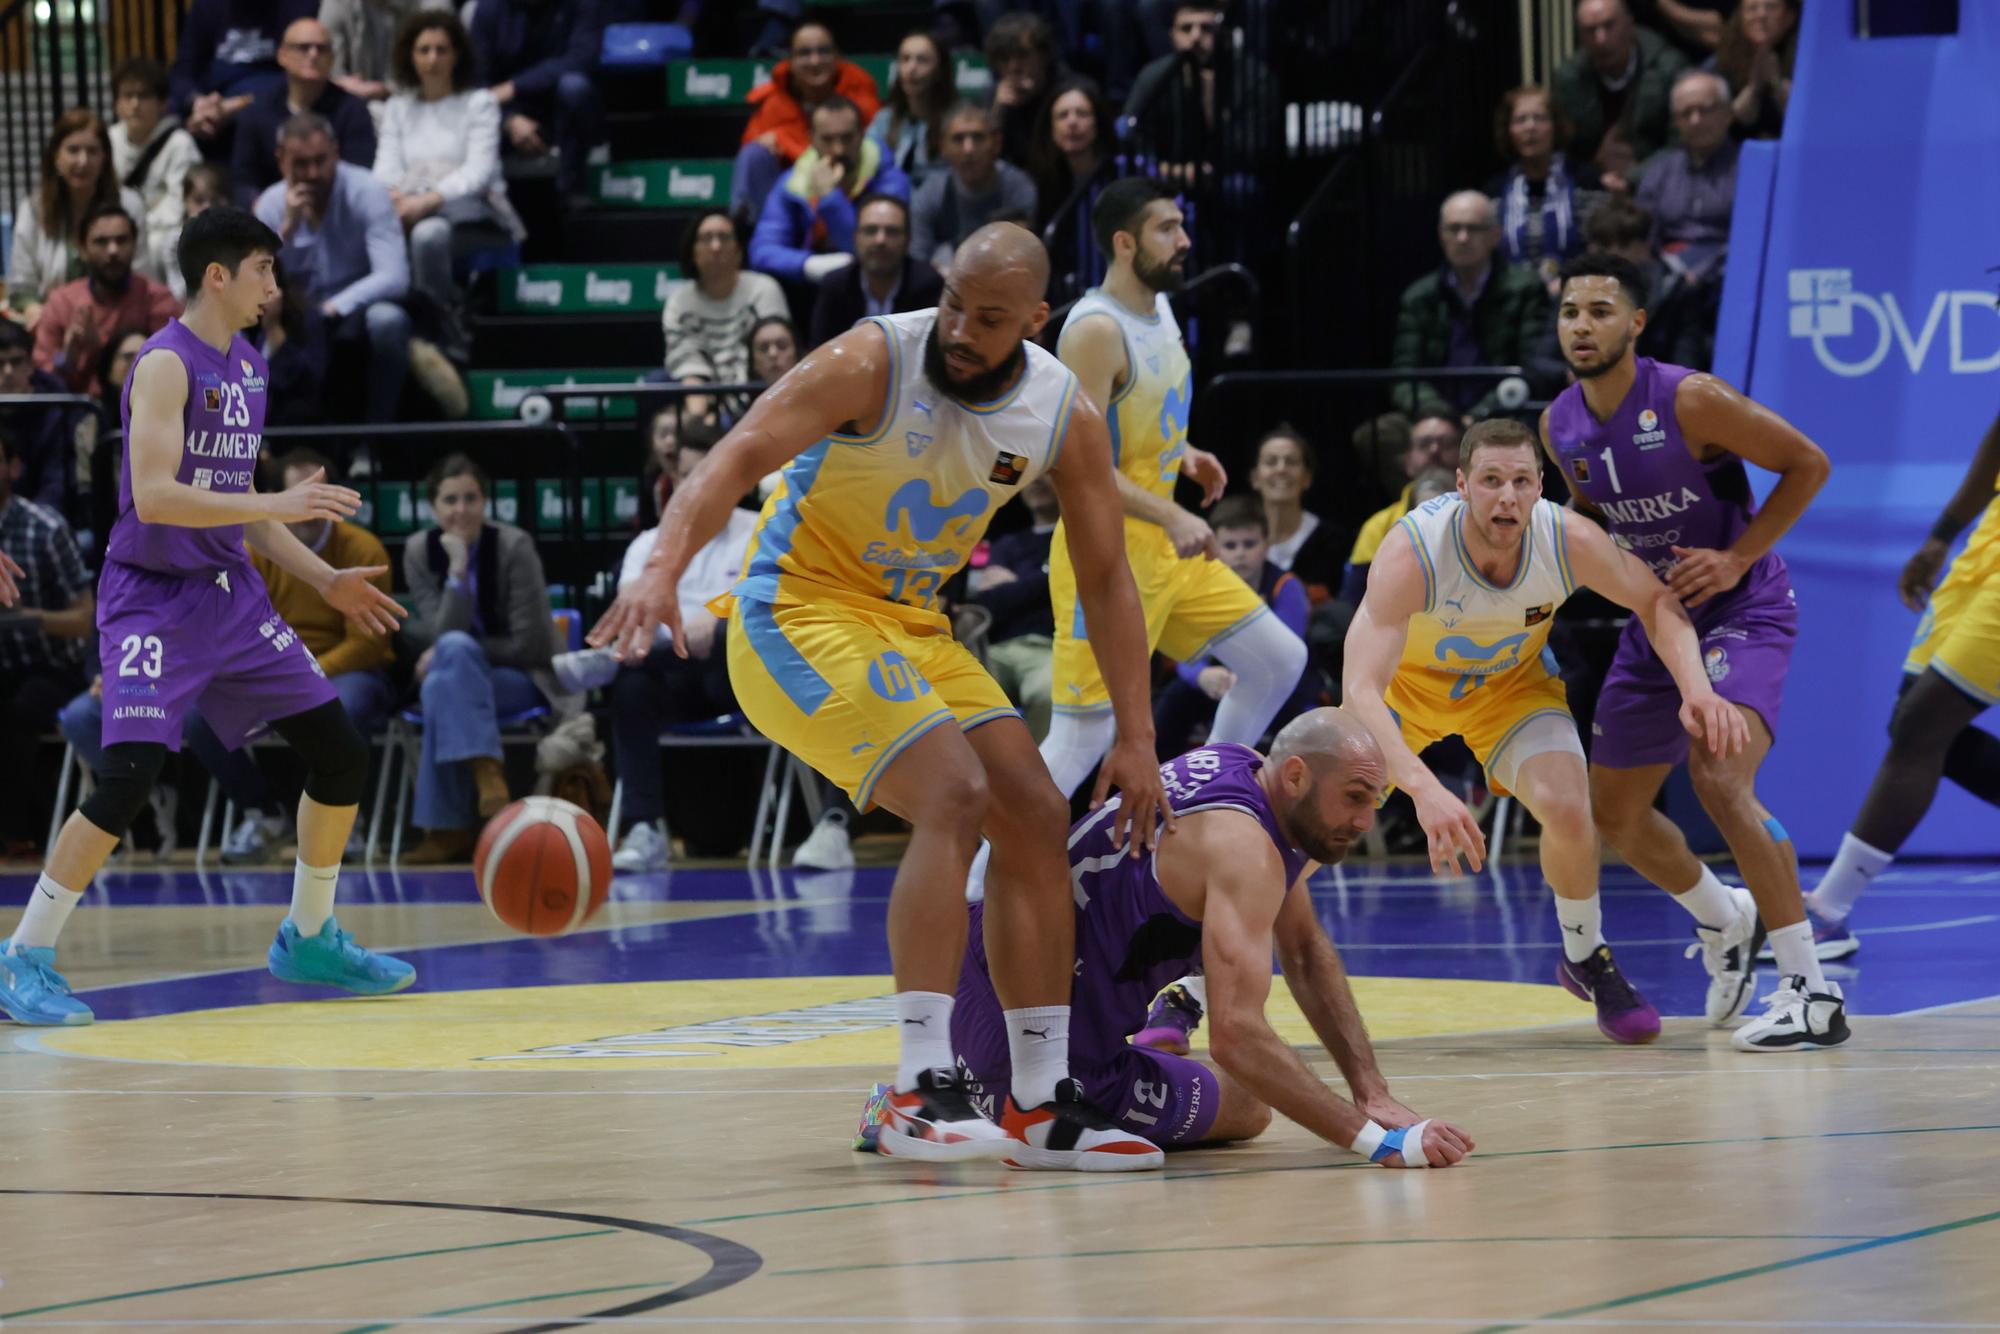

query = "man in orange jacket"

[{"left": 732, "top": 20, "right": 881, "bottom": 219}]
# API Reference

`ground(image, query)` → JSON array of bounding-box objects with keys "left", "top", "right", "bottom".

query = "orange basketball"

[{"left": 473, "top": 797, "right": 613, "bottom": 936}]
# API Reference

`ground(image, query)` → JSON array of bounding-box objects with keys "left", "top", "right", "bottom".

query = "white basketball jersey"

[{"left": 1394, "top": 494, "right": 1579, "bottom": 686}]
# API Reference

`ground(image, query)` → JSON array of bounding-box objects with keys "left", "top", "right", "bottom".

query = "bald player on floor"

[
  {"left": 593, "top": 223, "right": 1173, "bottom": 1170},
  {"left": 862, "top": 709, "right": 1475, "bottom": 1167}
]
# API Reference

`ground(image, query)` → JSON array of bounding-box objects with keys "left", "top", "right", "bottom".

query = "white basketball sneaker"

[
  {"left": 792, "top": 809, "right": 854, "bottom": 871},
  {"left": 1684, "top": 885, "right": 1764, "bottom": 1026},
  {"left": 1731, "top": 976, "right": 1850, "bottom": 1052},
  {"left": 611, "top": 821, "right": 668, "bottom": 873}
]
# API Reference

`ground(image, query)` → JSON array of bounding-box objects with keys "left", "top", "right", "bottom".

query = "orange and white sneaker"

[
  {"left": 854, "top": 1069, "right": 1012, "bottom": 1162},
  {"left": 1000, "top": 1078, "right": 1165, "bottom": 1172}
]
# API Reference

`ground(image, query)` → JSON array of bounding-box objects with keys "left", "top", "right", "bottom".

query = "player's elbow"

[
  {"left": 131, "top": 481, "right": 169, "bottom": 525},
  {"left": 1202, "top": 1010, "right": 1264, "bottom": 1074}
]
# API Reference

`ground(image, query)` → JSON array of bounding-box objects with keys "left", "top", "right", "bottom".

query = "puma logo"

[
  {"left": 884, "top": 479, "right": 989, "bottom": 543},
  {"left": 1562, "top": 922, "right": 1585, "bottom": 935},
  {"left": 902, "top": 1017, "right": 930, "bottom": 1027},
  {"left": 1020, "top": 1026, "right": 1051, "bottom": 1039}
]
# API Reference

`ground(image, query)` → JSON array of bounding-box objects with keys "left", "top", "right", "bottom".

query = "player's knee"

[
  {"left": 987, "top": 773, "right": 1066, "bottom": 847},
  {"left": 307, "top": 722, "right": 370, "bottom": 808},
  {"left": 364, "top": 300, "right": 410, "bottom": 342},
  {"left": 77, "top": 742, "right": 168, "bottom": 837},
  {"left": 1534, "top": 789, "right": 1594, "bottom": 844}
]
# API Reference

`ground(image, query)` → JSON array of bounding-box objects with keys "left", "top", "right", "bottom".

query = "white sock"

[
  {"left": 10, "top": 875, "right": 84, "bottom": 952},
  {"left": 1766, "top": 920, "right": 1827, "bottom": 990},
  {"left": 1005, "top": 1004, "right": 1070, "bottom": 1107},
  {"left": 1181, "top": 975, "right": 1208, "bottom": 1009},
  {"left": 1039, "top": 710, "right": 1118, "bottom": 798},
  {"left": 1810, "top": 833, "right": 1893, "bottom": 922},
  {"left": 1554, "top": 894, "right": 1605, "bottom": 964},
  {"left": 287, "top": 859, "right": 339, "bottom": 936},
  {"left": 1208, "top": 612, "right": 1308, "bottom": 744},
  {"left": 1670, "top": 865, "right": 1739, "bottom": 930},
  {"left": 894, "top": 990, "right": 956, "bottom": 1093}
]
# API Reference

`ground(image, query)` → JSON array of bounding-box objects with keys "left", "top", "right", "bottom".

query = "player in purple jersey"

[
  {"left": 858, "top": 710, "right": 1475, "bottom": 1168},
  {"left": 1542, "top": 252, "right": 1846, "bottom": 1052},
  {"left": 0, "top": 207, "right": 411, "bottom": 1029}
]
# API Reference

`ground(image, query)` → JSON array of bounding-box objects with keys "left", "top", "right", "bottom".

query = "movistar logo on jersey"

[
  {"left": 1598, "top": 486, "right": 1702, "bottom": 525},
  {"left": 884, "top": 479, "right": 989, "bottom": 542},
  {"left": 1434, "top": 632, "right": 1529, "bottom": 675},
  {"left": 1788, "top": 267, "right": 2000, "bottom": 378}
]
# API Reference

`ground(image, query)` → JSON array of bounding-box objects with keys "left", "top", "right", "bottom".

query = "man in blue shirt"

[{"left": 253, "top": 112, "right": 410, "bottom": 424}]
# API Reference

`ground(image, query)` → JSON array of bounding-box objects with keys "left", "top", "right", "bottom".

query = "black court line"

[{"left": 0, "top": 1188, "right": 763, "bottom": 1332}]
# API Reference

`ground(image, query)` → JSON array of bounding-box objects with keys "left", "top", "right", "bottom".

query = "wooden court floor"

[{"left": 4, "top": 857, "right": 1999, "bottom": 1331}]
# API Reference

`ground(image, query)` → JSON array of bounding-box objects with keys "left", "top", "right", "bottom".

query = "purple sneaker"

[
  {"left": 1133, "top": 982, "right": 1203, "bottom": 1055},
  {"left": 1557, "top": 946, "right": 1662, "bottom": 1045},
  {"left": 1757, "top": 902, "right": 1858, "bottom": 962}
]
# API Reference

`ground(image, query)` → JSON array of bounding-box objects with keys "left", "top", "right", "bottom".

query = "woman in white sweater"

[
  {"left": 7, "top": 109, "right": 146, "bottom": 322},
  {"left": 662, "top": 208, "right": 787, "bottom": 385},
  {"left": 372, "top": 10, "right": 524, "bottom": 328}
]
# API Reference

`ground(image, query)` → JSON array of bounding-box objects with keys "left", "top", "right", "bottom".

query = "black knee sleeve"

[
  {"left": 270, "top": 699, "right": 371, "bottom": 808},
  {"left": 79, "top": 742, "right": 169, "bottom": 837}
]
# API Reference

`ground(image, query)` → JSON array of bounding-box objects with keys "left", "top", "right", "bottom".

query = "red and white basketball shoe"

[{"left": 1000, "top": 1078, "right": 1165, "bottom": 1171}]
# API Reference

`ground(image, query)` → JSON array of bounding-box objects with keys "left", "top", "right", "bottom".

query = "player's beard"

[
  {"left": 925, "top": 322, "right": 1026, "bottom": 405},
  {"left": 1567, "top": 327, "right": 1634, "bottom": 380},
  {"left": 1284, "top": 788, "right": 1366, "bottom": 866},
  {"left": 1134, "top": 246, "right": 1188, "bottom": 295}
]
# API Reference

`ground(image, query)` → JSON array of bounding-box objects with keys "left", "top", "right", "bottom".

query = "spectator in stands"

[
  {"left": 1342, "top": 415, "right": 1461, "bottom": 606},
  {"left": 664, "top": 207, "right": 787, "bottom": 385},
  {"left": 31, "top": 205, "right": 179, "bottom": 396},
  {"left": 323, "top": 0, "right": 451, "bottom": 105},
  {"left": 984, "top": 11, "right": 1065, "bottom": 168},
  {"left": 911, "top": 103, "right": 1038, "bottom": 271},
  {"left": 255, "top": 112, "right": 412, "bottom": 424},
  {"left": 0, "top": 320, "right": 91, "bottom": 516},
  {"left": 376, "top": 8, "right": 526, "bottom": 359},
  {"left": 1527, "top": 196, "right": 1715, "bottom": 380},
  {"left": 8, "top": 110, "right": 148, "bottom": 325},
  {"left": 1029, "top": 76, "right": 1114, "bottom": 234},
  {"left": 748, "top": 315, "right": 799, "bottom": 385},
  {"left": 636, "top": 401, "right": 707, "bottom": 528},
  {"left": 110, "top": 58, "right": 203, "bottom": 290},
  {"left": 1716, "top": 0, "right": 1796, "bottom": 140},
  {"left": 734, "top": 21, "right": 882, "bottom": 219},
  {"left": 749, "top": 97, "right": 911, "bottom": 286},
  {"left": 969, "top": 474, "right": 1060, "bottom": 741},
  {"left": 1153, "top": 494, "right": 1313, "bottom": 757},
  {"left": 1124, "top": 1, "right": 1279, "bottom": 187},
  {"left": 1633, "top": 0, "right": 1730, "bottom": 58},
  {"left": 1390, "top": 190, "right": 1551, "bottom": 421},
  {"left": 1489, "top": 85, "right": 1600, "bottom": 296},
  {"left": 590, "top": 432, "right": 753, "bottom": 873},
  {"left": 473, "top": 0, "right": 607, "bottom": 202},
  {"left": 1552, "top": 0, "right": 1688, "bottom": 191},
  {"left": 196, "top": 447, "right": 398, "bottom": 862},
  {"left": 1248, "top": 424, "right": 1344, "bottom": 603},
  {"left": 869, "top": 29, "right": 951, "bottom": 185},
  {"left": 808, "top": 194, "right": 941, "bottom": 349},
  {"left": 0, "top": 425, "right": 92, "bottom": 856},
  {"left": 233, "top": 18, "right": 379, "bottom": 206},
  {"left": 400, "top": 453, "right": 558, "bottom": 864},
  {"left": 88, "top": 328, "right": 149, "bottom": 541},
  {"left": 254, "top": 257, "right": 330, "bottom": 426},
  {"left": 172, "top": 0, "right": 318, "bottom": 148},
  {"left": 160, "top": 163, "right": 231, "bottom": 302},
  {"left": 1635, "top": 70, "right": 1737, "bottom": 284}
]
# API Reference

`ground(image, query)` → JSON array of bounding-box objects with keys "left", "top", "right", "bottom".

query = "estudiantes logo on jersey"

[{"left": 1787, "top": 268, "right": 2000, "bottom": 378}]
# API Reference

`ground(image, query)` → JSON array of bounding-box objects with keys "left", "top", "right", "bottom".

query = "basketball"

[{"left": 472, "top": 797, "right": 612, "bottom": 936}]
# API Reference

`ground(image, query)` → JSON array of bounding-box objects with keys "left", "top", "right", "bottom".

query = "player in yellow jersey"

[
  {"left": 1343, "top": 419, "right": 1745, "bottom": 1043},
  {"left": 592, "top": 225, "right": 1171, "bottom": 1171}
]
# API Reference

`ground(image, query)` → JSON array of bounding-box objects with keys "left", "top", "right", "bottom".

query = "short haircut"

[
  {"left": 391, "top": 9, "right": 473, "bottom": 92},
  {"left": 1558, "top": 250, "right": 1649, "bottom": 311},
  {"left": 984, "top": 10, "right": 1055, "bottom": 69},
  {"left": 184, "top": 161, "right": 231, "bottom": 203},
  {"left": 790, "top": 20, "right": 836, "bottom": 52},
  {"left": 425, "top": 451, "right": 490, "bottom": 504},
  {"left": 1210, "top": 495, "right": 1267, "bottom": 535},
  {"left": 1090, "top": 175, "right": 1173, "bottom": 259},
  {"left": 677, "top": 206, "right": 747, "bottom": 273},
  {"left": 1583, "top": 197, "right": 1652, "bottom": 250},
  {"left": 853, "top": 192, "right": 910, "bottom": 228},
  {"left": 112, "top": 56, "right": 170, "bottom": 101},
  {"left": 1175, "top": 1, "right": 1225, "bottom": 17},
  {"left": 1672, "top": 67, "right": 1731, "bottom": 105},
  {"left": 1411, "top": 408, "right": 1461, "bottom": 435},
  {"left": 0, "top": 318, "right": 32, "bottom": 355},
  {"left": 278, "top": 445, "right": 340, "bottom": 484},
  {"left": 1412, "top": 466, "right": 1457, "bottom": 502},
  {"left": 1260, "top": 423, "right": 1317, "bottom": 477},
  {"left": 1350, "top": 412, "right": 1409, "bottom": 460},
  {"left": 810, "top": 94, "right": 863, "bottom": 132},
  {"left": 1458, "top": 416, "right": 1538, "bottom": 471},
  {"left": 276, "top": 111, "right": 335, "bottom": 149},
  {"left": 177, "top": 205, "right": 282, "bottom": 298},
  {"left": 943, "top": 98, "right": 990, "bottom": 129},
  {"left": 79, "top": 201, "right": 137, "bottom": 245}
]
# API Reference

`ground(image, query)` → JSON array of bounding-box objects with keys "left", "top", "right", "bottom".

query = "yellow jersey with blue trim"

[
  {"left": 729, "top": 309, "right": 1081, "bottom": 627},
  {"left": 1394, "top": 494, "right": 1580, "bottom": 698},
  {"left": 1058, "top": 287, "right": 1193, "bottom": 506}
]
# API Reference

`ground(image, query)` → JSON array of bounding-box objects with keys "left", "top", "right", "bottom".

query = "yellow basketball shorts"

[
  {"left": 726, "top": 594, "right": 1019, "bottom": 811},
  {"left": 1905, "top": 494, "right": 2000, "bottom": 707},
  {"left": 1050, "top": 523, "right": 1269, "bottom": 715},
  {"left": 1385, "top": 661, "right": 1580, "bottom": 796}
]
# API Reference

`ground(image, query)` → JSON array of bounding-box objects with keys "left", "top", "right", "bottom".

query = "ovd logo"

[{"left": 1788, "top": 268, "right": 2000, "bottom": 378}]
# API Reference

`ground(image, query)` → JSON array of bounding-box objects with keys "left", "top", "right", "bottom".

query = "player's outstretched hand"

[
  {"left": 1412, "top": 783, "right": 1485, "bottom": 875},
  {"left": 1679, "top": 692, "right": 1748, "bottom": 757},
  {"left": 1389, "top": 1120, "right": 1475, "bottom": 1169},
  {"left": 588, "top": 564, "right": 682, "bottom": 664},
  {"left": 321, "top": 566, "right": 406, "bottom": 636},
  {"left": 1092, "top": 735, "right": 1174, "bottom": 852},
  {"left": 0, "top": 549, "right": 22, "bottom": 607},
  {"left": 1180, "top": 446, "right": 1228, "bottom": 507},
  {"left": 1666, "top": 545, "right": 1748, "bottom": 607},
  {"left": 1899, "top": 538, "right": 1950, "bottom": 612},
  {"left": 270, "top": 467, "right": 362, "bottom": 524}
]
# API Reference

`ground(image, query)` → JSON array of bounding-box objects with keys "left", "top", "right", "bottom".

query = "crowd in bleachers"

[{"left": 0, "top": 0, "right": 1797, "bottom": 867}]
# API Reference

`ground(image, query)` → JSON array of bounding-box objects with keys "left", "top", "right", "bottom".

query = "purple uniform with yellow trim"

[
  {"left": 952, "top": 743, "right": 1311, "bottom": 1146},
  {"left": 98, "top": 320, "right": 335, "bottom": 751},
  {"left": 716, "top": 309, "right": 1078, "bottom": 808},
  {"left": 1547, "top": 358, "right": 1796, "bottom": 767}
]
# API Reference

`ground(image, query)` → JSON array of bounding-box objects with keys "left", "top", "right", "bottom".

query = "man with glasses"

[
  {"left": 733, "top": 22, "right": 882, "bottom": 219},
  {"left": 231, "top": 18, "right": 378, "bottom": 206},
  {"left": 1390, "top": 190, "right": 1552, "bottom": 421},
  {"left": 1635, "top": 71, "right": 1740, "bottom": 286},
  {"left": 807, "top": 193, "right": 942, "bottom": 350}
]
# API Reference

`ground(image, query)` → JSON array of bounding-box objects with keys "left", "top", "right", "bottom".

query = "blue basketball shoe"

[
  {"left": 1756, "top": 901, "right": 1857, "bottom": 962},
  {"left": 268, "top": 918, "right": 416, "bottom": 995},
  {"left": 0, "top": 941, "right": 94, "bottom": 1026}
]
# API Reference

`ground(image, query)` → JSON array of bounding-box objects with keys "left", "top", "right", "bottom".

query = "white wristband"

[{"left": 1349, "top": 1118, "right": 1387, "bottom": 1160}]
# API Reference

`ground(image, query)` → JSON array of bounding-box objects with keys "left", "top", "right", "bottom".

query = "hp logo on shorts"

[{"left": 868, "top": 651, "right": 932, "bottom": 703}]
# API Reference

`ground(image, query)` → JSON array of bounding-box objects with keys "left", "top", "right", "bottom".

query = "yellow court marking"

[{"left": 37, "top": 976, "right": 1586, "bottom": 1072}]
